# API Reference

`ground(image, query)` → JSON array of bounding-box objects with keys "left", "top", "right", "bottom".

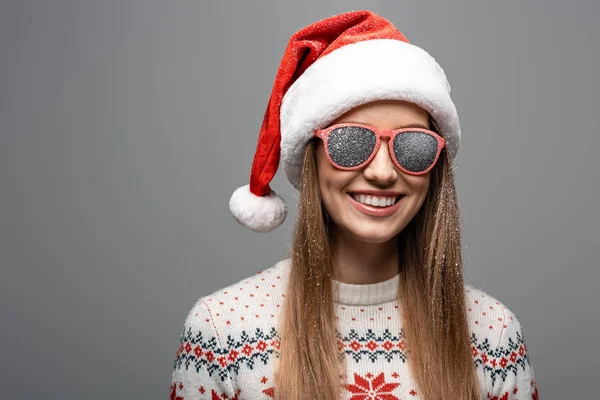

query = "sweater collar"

[{"left": 332, "top": 273, "right": 400, "bottom": 306}]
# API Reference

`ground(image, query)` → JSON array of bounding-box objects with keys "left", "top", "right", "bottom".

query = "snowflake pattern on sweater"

[{"left": 170, "top": 259, "right": 538, "bottom": 399}]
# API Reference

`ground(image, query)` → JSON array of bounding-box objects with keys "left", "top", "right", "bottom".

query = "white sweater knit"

[{"left": 170, "top": 259, "right": 538, "bottom": 399}]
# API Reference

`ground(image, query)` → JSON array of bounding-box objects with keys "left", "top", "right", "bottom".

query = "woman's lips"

[{"left": 347, "top": 193, "right": 404, "bottom": 217}]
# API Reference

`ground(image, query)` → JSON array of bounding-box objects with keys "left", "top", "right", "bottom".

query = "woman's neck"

[{"left": 331, "top": 231, "right": 399, "bottom": 284}]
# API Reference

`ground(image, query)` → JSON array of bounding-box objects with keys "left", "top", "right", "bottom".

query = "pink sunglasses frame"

[{"left": 314, "top": 122, "right": 446, "bottom": 176}]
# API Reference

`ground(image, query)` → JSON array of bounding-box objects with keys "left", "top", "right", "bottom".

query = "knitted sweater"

[{"left": 170, "top": 259, "right": 538, "bottom": 400}]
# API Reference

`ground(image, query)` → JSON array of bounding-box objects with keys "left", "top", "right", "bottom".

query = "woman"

[{"left": 170, "top": 10, "right": 538, "bottom": 400}]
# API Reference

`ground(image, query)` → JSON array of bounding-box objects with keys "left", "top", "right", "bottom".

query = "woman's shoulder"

[
  {"left": 172, "top": 259, "right": 292, "bottom": 398},
  {"left": 201, "top": 258, "right": 290, "bottom": 303},
  {"left": 464, "top": 283, "right": 523, "bottom": 336},
  {"left": 463, "top": 283, "right": 530, "bottom": 356},
  {"left": 181, "top": 258, "right": 291, "bottom": 337},
  {"left": 464, "top": 287, "right": 538, "bottom": 396}
]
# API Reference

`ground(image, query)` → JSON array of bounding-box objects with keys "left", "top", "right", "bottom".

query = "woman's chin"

[{"left": 344, "top": 224, "right": 400, "bottom": 244}]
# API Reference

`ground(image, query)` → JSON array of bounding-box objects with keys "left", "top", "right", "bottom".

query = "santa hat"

[{"left": 229, "top": 10, "right": 460, "bottom": 232}]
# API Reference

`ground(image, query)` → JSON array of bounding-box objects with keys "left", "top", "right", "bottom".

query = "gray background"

[{"left": 1, "top": 0, "right": 598, "bottom": 398}]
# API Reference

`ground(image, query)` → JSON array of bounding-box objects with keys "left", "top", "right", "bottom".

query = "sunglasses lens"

[
  {"left": 327, "top": 127, "right": 376, "bottom": 168},
  {"left": 392, "top": 131, "right": 439, "bottom": 173}
]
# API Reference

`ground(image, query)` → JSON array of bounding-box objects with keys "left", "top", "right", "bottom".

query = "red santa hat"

[{"left": 229, "top": 10, "right": 460, "bottom": 232}]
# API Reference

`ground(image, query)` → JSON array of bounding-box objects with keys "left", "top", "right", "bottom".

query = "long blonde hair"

[{"left": 273, "top": 118, "right": 480, "bottom": 399}]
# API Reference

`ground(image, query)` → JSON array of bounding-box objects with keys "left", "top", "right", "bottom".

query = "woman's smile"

[{"left": 347, "top": 192, "right": 406, "bottom": 217}]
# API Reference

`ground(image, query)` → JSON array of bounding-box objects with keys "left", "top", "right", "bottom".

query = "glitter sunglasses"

[{"left": 314, "top": 123, "right": 446, "bottom": 175}]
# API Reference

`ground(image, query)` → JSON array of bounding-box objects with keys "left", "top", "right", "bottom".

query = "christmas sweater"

[{"left": 170, "top": 258, "right": 538, "bottom": 400}]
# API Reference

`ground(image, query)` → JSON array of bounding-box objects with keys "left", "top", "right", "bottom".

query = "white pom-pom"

[{"left": 229, "top": 184, "right": 287, "bottom": 232}]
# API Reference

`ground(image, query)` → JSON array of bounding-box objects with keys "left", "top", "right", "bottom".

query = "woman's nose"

[{"left": 362, "top": 140, "right": 398, "bottom": 184}]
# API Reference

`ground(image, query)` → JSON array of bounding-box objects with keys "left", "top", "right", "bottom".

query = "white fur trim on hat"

[
  {"left": 229, "top": 184, "right": 287, "bottom": 232},
  {"left": 280, "top": 39, "right": 460, "bottom": 190}
]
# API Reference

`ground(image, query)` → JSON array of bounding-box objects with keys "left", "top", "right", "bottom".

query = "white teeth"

[{"left": 351, "top": 194, "right": 399, "bottom": 208}]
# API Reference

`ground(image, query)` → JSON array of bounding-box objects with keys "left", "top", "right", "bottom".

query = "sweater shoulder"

[
  {"left": 464, "top": 285, "right": 536, "bottom": 396},
  {"left": 464, "top": 283, "right": 518, "bottom": 347},
  {"left": 200, "top": 258, "right": 290, "bottom": 303},
  {"left": 189, "top": 258, "right": 291, "bottom": 338}
]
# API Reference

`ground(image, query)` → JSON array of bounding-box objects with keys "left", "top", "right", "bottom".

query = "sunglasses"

[{"left": 314, "top": 123, "right": 446, "bottom": 176}]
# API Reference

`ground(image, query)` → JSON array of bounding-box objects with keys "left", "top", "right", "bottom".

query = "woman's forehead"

[{"left": 329, "top": 100, "right": 430, "bottom": 128}]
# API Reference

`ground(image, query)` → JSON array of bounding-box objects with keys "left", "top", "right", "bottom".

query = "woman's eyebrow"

[
  {"left": 396, "top": 123, "right": 429, "bottom": 130},
  {"left": 342, "top": 121, "right": 430, "bottom": 130}
]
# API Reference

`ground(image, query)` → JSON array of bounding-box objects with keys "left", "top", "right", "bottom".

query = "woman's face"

[{"left": 315, "top": 100, "right": 432, "bottom": 243}]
